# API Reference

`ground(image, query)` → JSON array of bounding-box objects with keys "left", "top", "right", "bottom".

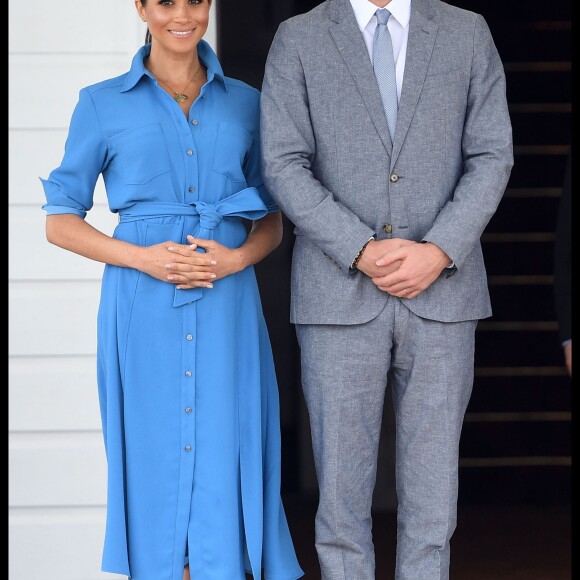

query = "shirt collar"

[
  {"left": 349, "top": 0, "right": 411, "bottom": 31},
  {"left": 122, "top": 40, "right": 227, "bottom": 93}
]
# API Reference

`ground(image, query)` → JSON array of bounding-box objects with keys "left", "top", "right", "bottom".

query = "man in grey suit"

[{"left": 260, "top": 0, "right": 513, "bottom": 578}]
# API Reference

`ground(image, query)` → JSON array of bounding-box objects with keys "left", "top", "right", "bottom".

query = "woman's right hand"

[{"left": 139, "top": 241, "right": 217, "bottom": 288}]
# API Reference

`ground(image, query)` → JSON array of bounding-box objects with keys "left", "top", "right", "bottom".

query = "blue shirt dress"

[{"left": 41, "top": 41, "right": 304, "bottom": 580}]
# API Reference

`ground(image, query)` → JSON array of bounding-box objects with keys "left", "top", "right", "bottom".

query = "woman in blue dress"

[{"left": 41, "top": 1, "right": 303, "bottom": 579}]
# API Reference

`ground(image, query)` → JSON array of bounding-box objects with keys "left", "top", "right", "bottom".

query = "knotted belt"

[{"left": 118, "top": 187, "right": 269, "bottom": 307}]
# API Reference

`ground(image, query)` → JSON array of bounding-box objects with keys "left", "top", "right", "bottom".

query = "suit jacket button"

[
  {"left": 383, "top": 223, "right": 393, "bottom": 234},
  {"left": 389, "top": 173, "right": 399, "bottom": 183}
]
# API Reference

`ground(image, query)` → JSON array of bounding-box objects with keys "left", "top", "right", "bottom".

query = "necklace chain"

[{"left": 152, "top": 66, "right": 203, "bottom": 103}]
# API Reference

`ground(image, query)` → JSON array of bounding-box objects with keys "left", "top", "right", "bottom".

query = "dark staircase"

[{"left": 457, "top": 0, "right": 572, "bottom": 505}]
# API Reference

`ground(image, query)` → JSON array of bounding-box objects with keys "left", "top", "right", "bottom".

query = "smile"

[{"left": 169, "top": 29, "right": 194, "bottom": 37}]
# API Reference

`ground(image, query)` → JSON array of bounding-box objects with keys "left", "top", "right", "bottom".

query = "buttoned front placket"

[{"left": 169, "top": 81, "right": 211, "bottom": 576}]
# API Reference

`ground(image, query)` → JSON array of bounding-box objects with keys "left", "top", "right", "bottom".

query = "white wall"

[{"left": 8, "top": 2, "right": 217, "bottom": 578}]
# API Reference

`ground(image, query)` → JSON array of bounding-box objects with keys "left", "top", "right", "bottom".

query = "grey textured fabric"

[
  {"left": 261, "top": 0, "right": 513, "bottom": 325},
  {"left": 296, "top": 301, "right": 477, "bottom": 579},
  {"left": 373, "top": 8, "right": 398, "bottom": 141},
  {"left": 261, "top": 0, "right": 513, "bottom": 578}
]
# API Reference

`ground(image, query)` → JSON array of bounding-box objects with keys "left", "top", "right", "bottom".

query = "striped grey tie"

[{"left": 373, "top": 8, "right": 398, "bottom": 142}]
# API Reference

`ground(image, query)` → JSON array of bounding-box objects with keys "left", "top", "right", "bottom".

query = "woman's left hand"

[{"left": 165, "top": 235, "right": 245, "bottom": 289}]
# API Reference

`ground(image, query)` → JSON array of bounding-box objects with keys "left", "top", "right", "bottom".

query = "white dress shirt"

[{"left": 349, "top": 0, "right": 411, "bottom": 101}]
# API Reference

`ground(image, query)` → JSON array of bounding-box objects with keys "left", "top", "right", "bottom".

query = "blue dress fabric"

[{"left": 41, "top": 41, "right": 303, "bottom": 580}]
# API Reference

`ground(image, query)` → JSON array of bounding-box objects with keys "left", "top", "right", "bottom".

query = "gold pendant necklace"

[
  {"left": 157, "top": 77, "right": 194, "bottom": 103},
  {"left": 173, "top": 91, "right": 189, "bottom": 103},
  {"left": 154, "top": 68, "right": 203, "bottom": 103}
]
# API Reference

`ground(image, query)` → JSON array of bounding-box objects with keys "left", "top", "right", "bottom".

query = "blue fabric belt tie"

[{"left": 118, "top": 186, "right": 269, "bottom": 308}]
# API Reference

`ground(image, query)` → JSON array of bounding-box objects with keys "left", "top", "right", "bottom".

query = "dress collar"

[{"left": 121, "top": 40, "right": 227, "bottom": 93}]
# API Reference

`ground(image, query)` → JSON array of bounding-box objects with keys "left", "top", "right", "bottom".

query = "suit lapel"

[
  {"left": 329, "top": 0, "right": 393, "bottom": 156},
  {"left": 391, "top": 0, "right": 438, "bottom": 165}
]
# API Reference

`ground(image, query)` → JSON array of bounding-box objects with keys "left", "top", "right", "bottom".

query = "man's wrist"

[
  {"left": 421, "top": 240, "right": 454, "bottom": 268},
  {"left": 351, "top": 237, "right": 375, "bottom": 270}
]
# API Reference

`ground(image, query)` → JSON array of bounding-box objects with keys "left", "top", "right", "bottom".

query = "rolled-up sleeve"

[{"left": 40, "top": 88, "right": 109, "bottom": 218}]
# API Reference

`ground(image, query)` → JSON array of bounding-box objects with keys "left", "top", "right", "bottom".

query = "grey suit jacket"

[{"left": 260, "top": 0, "right": 513, "bottom": 325}]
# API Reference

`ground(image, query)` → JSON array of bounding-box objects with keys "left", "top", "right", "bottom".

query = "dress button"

[
  {"left": 186, "top": 149, "right": 193, "bottom": 156},
  {"left": 186, "top": 334, "right": 193, "bottom": 341},
  {"left": 185, "top": 370, "right": 192, "bottom": 377},
  {"left": 383, "top": 224, "right": 393, "bottom": 234},
  {"left": 191, "top": 119, "right": 198, "bottom": 125},
  {"left": 188, "top": 186, "right": 195, "bottom": 192},
  {"left": 185, "top": 407, "right": 192, "bottom": 414},
  {"left": 185, "top": 445, "right": 192, "bottom": 452},
  {"left": 390, "top": 173, "right": 399, "bottom": 183}
]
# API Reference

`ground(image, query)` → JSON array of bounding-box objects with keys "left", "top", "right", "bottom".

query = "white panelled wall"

[{"left": 8, "top": 2, "right": 217, "bottom": 578}]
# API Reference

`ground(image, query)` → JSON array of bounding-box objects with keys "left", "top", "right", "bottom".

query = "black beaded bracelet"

[{"left": 351, "top": 238, "right": 373, "bottom": 270}]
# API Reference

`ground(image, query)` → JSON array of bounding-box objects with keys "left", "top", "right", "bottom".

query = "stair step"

[
  {"left": 483, "top": 242, "right": 555, "bottom": 276},
  {"left": 512, "top": 113, "right": 571, "bottom": 145},
  {"left": 460, "top": 421, "right": 571, "bottom": 456},
  {"left": 487, "top": 195, "right": 559, "bottom": 233},
  {"left": 505, "top": 153, "right": 568, "bottom": 187},
  {"left": 475, "top": 331, "right": 562, "bottom": 367},
  {"left": 460, "top": 0, "right": 571, "bottom": 21},
  {"left": 506, "top": 70, "right": 571, "bottom": 103},
  {"left": 487, "top": 284, "right": 556, "bottom": 320},
  {"left": 470, "top": 375, "right": 571, "bottom": 412}
]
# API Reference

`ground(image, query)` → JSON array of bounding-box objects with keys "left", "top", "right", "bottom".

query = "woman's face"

[{"left": 136, "top": 0, "right": 211, "bottom": 55}]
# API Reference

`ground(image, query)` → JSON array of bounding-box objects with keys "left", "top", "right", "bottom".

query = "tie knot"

[{"left": 376, "top": 8, "right": 391, "bottom": 26}]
